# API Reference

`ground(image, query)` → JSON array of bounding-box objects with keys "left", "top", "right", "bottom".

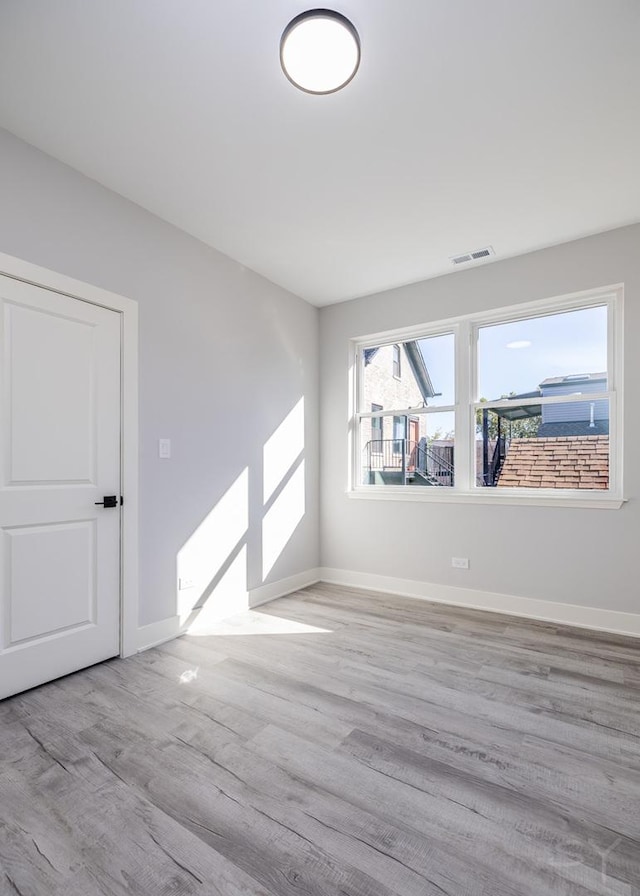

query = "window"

[
  {"left": 359, "top": 332, "right": 456, "bottom": 487},
  {"left": 353, "top": 288, "right": 622, "bottom": 505},
  {"left": 392, "top": 344, "right": 401, "bottom": 378},
  {"left": 371, "top": 404, "right": 383, "bottom": 448},
  {"left": 392, "top": 415, "right": 405, "bottom": 453}
]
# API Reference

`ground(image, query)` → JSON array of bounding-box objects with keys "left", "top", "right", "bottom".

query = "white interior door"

[{"left": 0, "top": 275, "right": 121, "bottom": 700}]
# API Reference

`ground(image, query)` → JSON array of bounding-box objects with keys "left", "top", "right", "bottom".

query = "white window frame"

[{"left": 350, "top": 285, "right": 624, "bottom": 509}]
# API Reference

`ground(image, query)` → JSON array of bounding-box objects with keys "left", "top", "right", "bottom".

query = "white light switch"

[{"left": 159, "top": 438, "right": 171, "bottom": 459}]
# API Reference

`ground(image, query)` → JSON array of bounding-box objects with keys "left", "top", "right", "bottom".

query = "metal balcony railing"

[{"left": 363, "top": 439, "right": 454, "bottom": 486}]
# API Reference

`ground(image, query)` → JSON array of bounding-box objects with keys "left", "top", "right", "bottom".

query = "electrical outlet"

[{"left": 451, "top": 557, "right": 470, "bottom": 570}]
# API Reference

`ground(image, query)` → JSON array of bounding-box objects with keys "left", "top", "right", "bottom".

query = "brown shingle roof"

[{"left": 497, "top": 435, "right": 609, "bottom": 489}]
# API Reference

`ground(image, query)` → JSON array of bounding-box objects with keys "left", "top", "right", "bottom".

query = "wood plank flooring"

[{"left": 1, "top": 583, "right": 639, "bottom": 895}]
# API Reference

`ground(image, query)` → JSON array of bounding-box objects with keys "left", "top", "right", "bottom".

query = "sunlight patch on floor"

[{"left": 186, "top": 608, "right": 332, "bottom": 637}]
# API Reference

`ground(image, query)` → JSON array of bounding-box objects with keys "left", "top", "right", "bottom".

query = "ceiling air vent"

[{"left": 450, "top": 246, "right": 495, "bottom": 266}]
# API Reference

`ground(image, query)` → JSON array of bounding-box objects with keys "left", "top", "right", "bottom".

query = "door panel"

[
  {"left": 6, "top": 521, "right": 96, "bottom": 645},
  {"left": 0, "top": 276, "right": 121, "bottom": 700},
  {"left": 7, "top": 303, "right": 97, "bottom": 484}
]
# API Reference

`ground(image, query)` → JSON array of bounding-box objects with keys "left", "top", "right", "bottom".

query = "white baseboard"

[
  {"left": 136, "top": 615, "right": 180, "bottom": 652},
  {"left": 318, "top": 567, "right": 640, "bottom": 639},
  {"left": 249, "top": 568, "right": 321, "bottom": 609}
]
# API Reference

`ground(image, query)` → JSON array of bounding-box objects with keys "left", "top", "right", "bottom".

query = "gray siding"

[{"left": 541, "top": 380, "right": 608, "bottom": 424}]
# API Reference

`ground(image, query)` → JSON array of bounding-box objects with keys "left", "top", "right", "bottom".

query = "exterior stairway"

[{"left": 364, "top": 439, "right": 454, "bottom": 487}]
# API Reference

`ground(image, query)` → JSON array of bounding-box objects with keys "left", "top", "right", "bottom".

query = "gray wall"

[
  {"left": 2, "top": 124, "right": 636, "bottom": 625},
  {"left": 320, "top": 225, "right": 639, "bottom": 614},
  {"left": 0, "top": 129, "right": 319, "bottom": 627}
]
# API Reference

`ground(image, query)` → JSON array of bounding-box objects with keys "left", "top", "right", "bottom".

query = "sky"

[
  {"left": 476, "top": 305, "right": 607, "bottom": 398},
  {"left": 414, "top": 304, "right": 608, "bottom": 439},
  {"left": 361, "top": 305, "right": 608, "bottom": 441},
  {"left": 419, "top": 304, "right": 607, "bottom": 405}
]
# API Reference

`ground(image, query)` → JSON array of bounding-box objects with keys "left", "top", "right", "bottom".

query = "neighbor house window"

[
  {"left": 392, "top": 415, "right": 405, "bottom": 453},
  {"left": 353, "top": 287, "right": 622, "bottom": 504},
  {"left": 359, "top": 332, "right": 456, "bottom": 487},
  {"left": 371, "top": 404, "right": 383, "bottom": 447},
  {"left": 392, "top": 344, "right": 401, "bottom": 378}
]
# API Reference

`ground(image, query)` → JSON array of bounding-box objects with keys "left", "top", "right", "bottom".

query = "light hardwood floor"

[{"left": 1, "top": 583, "right": 639, "bottom": 895}]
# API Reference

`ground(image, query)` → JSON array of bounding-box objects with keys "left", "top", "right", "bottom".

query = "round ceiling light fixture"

[{"left": 280, "top": 9, "right": 361, "bottom": 95}]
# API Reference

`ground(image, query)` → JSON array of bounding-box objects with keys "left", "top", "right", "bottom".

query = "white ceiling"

[{"left": 0, "top": 1, "right": 639, "bottom": 306}]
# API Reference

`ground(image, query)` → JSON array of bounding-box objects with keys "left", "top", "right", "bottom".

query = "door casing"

[{"left": 0, "top": 252, "right": 139, "bottom": 657}]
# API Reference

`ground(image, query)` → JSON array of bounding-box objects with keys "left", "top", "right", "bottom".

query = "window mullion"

[
  {"left": 350, "top": 342, "right": 362, "bottom": 490},
  {"left": 359, "top": 406, "right": 456, "bottom": 419},
  {"left": 608, "top": 390, "right": 618, "bottom": 495},
  {"left": 455, "top": 320, "right": 472, "bottom": 491}
]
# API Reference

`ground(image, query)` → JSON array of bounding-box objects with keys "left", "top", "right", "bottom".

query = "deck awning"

[
  {"left": 492, "top": 403, "right": 542, "bottom": 421},
  {"left": 484, "top": 390, "right": 541, "bottom": 422}
]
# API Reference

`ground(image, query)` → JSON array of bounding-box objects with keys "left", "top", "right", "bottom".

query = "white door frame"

[{"left": 0, "top": 251, "right": 139, "bottom": 658}]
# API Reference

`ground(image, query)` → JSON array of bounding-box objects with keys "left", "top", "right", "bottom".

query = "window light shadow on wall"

[
  {"left": 176, "top": 397, "right": 309, "bottom": 636},
  {"left": 262, "top": 459, "right": 305, "bottom": 580},
  {"left": 177, "top": 468, "right": 249, "bottom": 630},
  {"left": 263, "top": 398, "right": 305, "bottom": 503},
  {"left": 185, "top": 546, "right": 249, "bottom": 636},
  {"left": 262, "top": 398, "right": 306, "bottom": 580}
]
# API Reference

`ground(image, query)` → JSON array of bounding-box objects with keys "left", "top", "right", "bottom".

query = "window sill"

[{"left": 348, "top": 486, "right": 625, "bottom": 510}]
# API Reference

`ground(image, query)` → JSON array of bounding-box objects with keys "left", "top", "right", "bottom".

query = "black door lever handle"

[{"left": 95, "top": 495, "right": 118, "bottom": 508}]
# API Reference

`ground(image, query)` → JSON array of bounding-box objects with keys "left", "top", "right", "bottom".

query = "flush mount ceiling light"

[{"left": 280, "top": 9, "right": 360, "bottom": 95}]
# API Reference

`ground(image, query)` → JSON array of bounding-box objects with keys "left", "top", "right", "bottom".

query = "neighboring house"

[
  {"left": 483, "top": 372, "right": 610, "bottom": 489},
  {"left": 361, "top": 342, "right": 453, "bottom": 485},
  {"left": 537, "top": 372, "right": 608, "bottom": 436},
  {"left": 361, "top": 342, "right": 435, "bottom": 450}
]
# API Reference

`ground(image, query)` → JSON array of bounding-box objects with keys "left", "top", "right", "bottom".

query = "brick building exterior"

[{"left": 360, "top": 342, "right": 429, "bottom": 451}]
